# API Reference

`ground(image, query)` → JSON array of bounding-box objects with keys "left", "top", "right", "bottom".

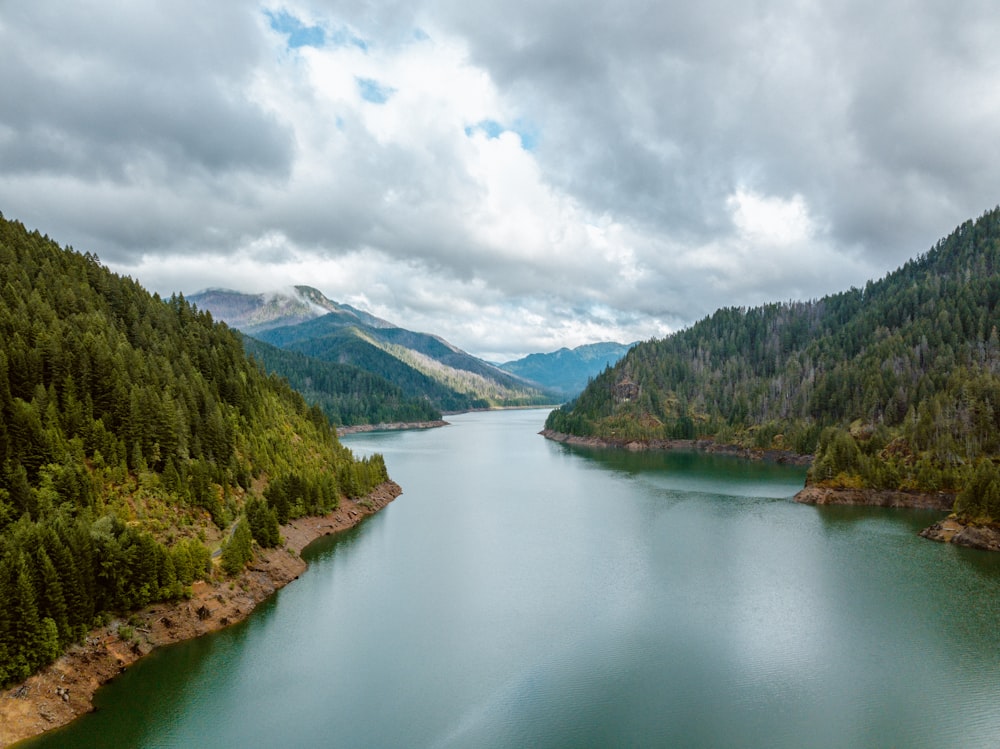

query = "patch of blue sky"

[
  {"left": 465, "top": 119, "right": 505, "bottom": 139},
  {"left": 357, "top": 77, "right": 395, "bottom": 104},
  {"left": 265, "top": 9, "right": 324, "bottom": 48},
  {"left": 328, "top": 26, "right": 368, "bottom": 51},
  {"left": 465, "top": 119, "right": 540, "bottom": 151},
  {"left": 512, "top": 118, "right": 539, "bottom": 150},
  {"left": 265, "top": 9, "right": 368, "bottom": 51}
]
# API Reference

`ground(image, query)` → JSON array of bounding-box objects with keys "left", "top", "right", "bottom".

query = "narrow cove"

[{"left": 19, "top": 409, "right": 1000, "bottom": 748}]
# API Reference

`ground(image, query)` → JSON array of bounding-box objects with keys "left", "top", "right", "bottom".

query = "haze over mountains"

[{"left": 189, "top": 287, "right": 392, "bottom": 335}]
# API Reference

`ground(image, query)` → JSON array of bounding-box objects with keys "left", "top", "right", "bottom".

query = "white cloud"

[
  {"left": 728, "top": 189, "right": 814, "bottom": 247},
  {"left": 2, "top": 1, "right": 999, "bottom": 359}
]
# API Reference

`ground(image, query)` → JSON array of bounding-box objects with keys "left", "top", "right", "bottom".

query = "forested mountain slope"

[
  {"left": 260, "top": 321, "right": 555, "bottom": 411},
  {"left": 241, "top": 336, "right": 441, "bottom": 426},
  {"left": 198, "top": 290, "right": 560, "bottom": 412},
  {"left": 547, "top": 207, "right": 1000, "bottom": 520},
  {"left": 0, "top": 214, "right": 388, "bottom": 686}
]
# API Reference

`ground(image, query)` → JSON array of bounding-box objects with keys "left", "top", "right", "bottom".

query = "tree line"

[
  {"left": 242, "top": 336, "right": 441, "bottom": 426},
  {"left": 0, "top": 214, "right": 388, "bottom": 686},
  {"left": 548, "top": 207, "right": 1000, "bottom": 520}
]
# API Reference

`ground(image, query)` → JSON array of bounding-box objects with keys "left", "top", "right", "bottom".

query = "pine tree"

[{"left": 221, "top": 518, "right": 253, "bottom": 576}]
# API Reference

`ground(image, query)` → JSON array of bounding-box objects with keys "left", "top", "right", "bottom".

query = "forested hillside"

[
  {"left": 253, "top": 311, "right": 557, "bottom": 412},
  {"left": 242, "top": 336, "right": 441, "bottom": 426},
  {"left": 193, "top": 287, "right": 558, "bottom": 414},
  {"left": 547, "top": 207, "right": 1000, "bottom": 520},
  {"left": 0, "top": 214, "right": 389, "bottom": 686}
]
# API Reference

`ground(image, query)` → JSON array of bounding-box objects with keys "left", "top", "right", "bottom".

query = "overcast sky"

[{"left": 2, "top": 1, "right": 999, "bottom": 360}]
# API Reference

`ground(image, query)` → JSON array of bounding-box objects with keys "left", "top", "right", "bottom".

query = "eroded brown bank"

[{"left": 0, "top": 481, "right": 402, "bottom": 748}]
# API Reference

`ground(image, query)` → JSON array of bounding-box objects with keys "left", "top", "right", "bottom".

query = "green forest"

[
  {"left": 254, "top": 312, "right": 556, "bottom": 412},
  {"left": 242, "top": 336, "right": 442, "bottom": 426},
  {"left": 0, "top": 214, "right": 388, "bottom": 686},
  {"left": 547, "top": 207, "right": 1000, "bottom": 521}
]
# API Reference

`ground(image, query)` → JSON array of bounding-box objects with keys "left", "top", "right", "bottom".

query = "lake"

[{"left": 21, "top": 409, "right": 1000, "bottom": 748}]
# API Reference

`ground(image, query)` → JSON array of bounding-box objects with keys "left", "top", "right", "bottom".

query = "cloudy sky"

[{"left": 2, "top": 1, "right": 999, "bottom": 360}]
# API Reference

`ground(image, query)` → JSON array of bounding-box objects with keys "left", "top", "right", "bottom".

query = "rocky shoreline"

[
  {"left": 539, "top": 429, "right": 813, "bottom": 465},
  {"left": 792, "top": 485, "right": 955, "bottom": 511},
  {"left": 0, "top": 481, "right": 402, "bottom": 748},
  {"left": 336, "top": 420, "right": 449, "bottom": 436},
  {"left": 545, "top": 428, "right": 1000, "bottom": 553},
  {"left": 918, "top": 517, "right": 1000, "bottom": 551},
  {"left": 794, "top": 484, "right": 1000, "bottom": 552}
]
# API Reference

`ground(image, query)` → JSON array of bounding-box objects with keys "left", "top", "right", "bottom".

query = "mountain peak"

[{"left": 188, "top": 286, "right": 392, "bottom": 334}]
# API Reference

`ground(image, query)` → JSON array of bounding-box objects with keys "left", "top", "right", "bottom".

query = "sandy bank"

[{"left": 0, "top": 481, "right": 402, "bottom": 748}]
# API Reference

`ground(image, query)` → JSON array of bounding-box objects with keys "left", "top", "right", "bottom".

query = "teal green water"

[{"left": 21, "top": 409, "right": 1000, "bottom": 748}]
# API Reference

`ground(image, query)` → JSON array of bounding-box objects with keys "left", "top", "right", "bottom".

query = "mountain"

[
  {"left": 192, "top": 287, "right": 559, "bottom": 412},
  {"left": 189, "top": 286, "right": 391, "bottom": 334},
  {"left": 0, "top": 214, "right": 389, "bottom": 686},
  {"left": 499, "top": 342, "right": 635, "bottom": 398},
  {"left": 241, "top": 336, "right": 441, "bottom": 426},
  {"left": 546, "top": 207, "right": 1000, "bottom": 521}
]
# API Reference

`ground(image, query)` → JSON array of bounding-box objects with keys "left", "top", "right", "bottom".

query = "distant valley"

[
  {"left": 189, "top": 286, "right": 590, "bottom": 425},
  {"left": 498, "top": 342, "right": 635, "bottom": 399}
]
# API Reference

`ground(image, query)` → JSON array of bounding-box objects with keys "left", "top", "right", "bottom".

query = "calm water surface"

[{"left": 23, "top": 409, "right": 1000, "bottom": 748}]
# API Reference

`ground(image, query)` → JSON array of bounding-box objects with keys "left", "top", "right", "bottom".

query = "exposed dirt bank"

[
  {"left": 336, "top": 420, "right": 448, "bottom": 436},
  {"left": 540, "top": 429, "right": 812, "bottom": 466},
  {"left": 919, "top": 517, "right": 1000, "bottom": 551},
  {"left": 793, "top": 485, "right": 955, "bottom": 511},
  {"left": 793, "top": 485, "right": 1000, "bottom": 552},
  {"left": 0, "top": 481, "right": 402, "bottom": 748}
]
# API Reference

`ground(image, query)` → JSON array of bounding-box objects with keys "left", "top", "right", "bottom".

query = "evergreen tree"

[
  {"left": 0, "top": 212, "right": 396, "bottom": 687},
  {"left": 221, "top": 518, "right": 253, "bottom": 576}
]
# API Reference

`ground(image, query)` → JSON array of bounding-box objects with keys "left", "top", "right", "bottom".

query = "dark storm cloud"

[{"left": 0, "top": 2, "right": 293, "bottom": 212}]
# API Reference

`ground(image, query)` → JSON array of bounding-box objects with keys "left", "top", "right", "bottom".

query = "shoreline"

[
  {"left": 336, "top": 420, "right": 449, "bottom": 436},
  {"left": 792, "top": 484, "right": 955, "bottom": 511},
  {"left": 0, "top": 481, "right": 402, "bottom": 749},
  {"left": 545, "top": 428, "right": 1000, "bottom": 552},
  {"left": 539, "top": 428, "right": 813, "bottom": 465},
  {"left": 918, "top": 517, "right": 1000, "bottom": 551},
  {"left": 793, "top": 484, "right": 1000, "bottom": 552}
]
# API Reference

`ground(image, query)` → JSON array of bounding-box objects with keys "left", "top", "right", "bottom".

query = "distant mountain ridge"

[
  {"left": 190, "top": 286, "right": 391, "bottom": 334},
  {"left": 499, "top": 342, "right": 636, "bottom": 398},
  {"left": 190, "top": 287, "right": 559, "bottom": 414}
]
